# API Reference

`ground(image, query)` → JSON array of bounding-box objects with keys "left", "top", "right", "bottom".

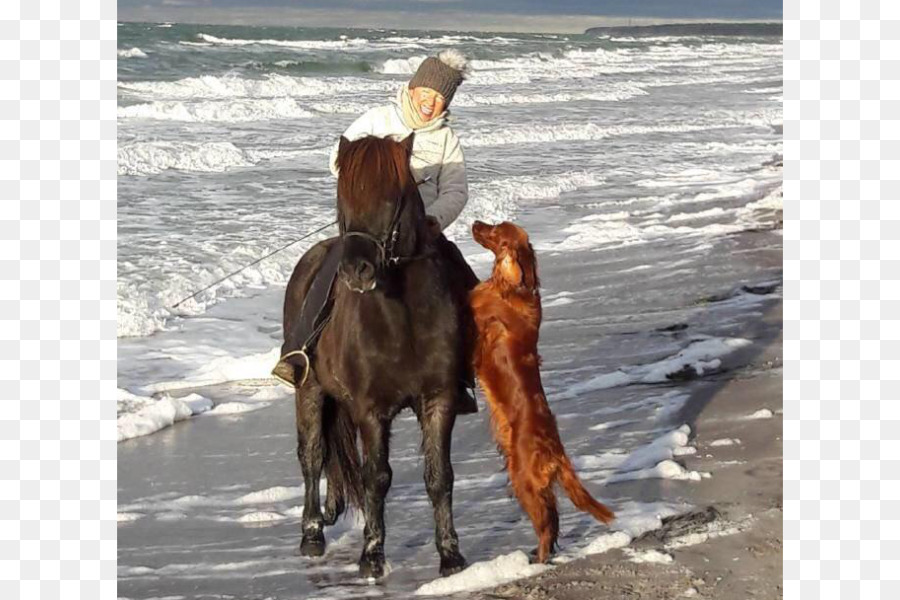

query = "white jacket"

[{"left": 329, "top": 88, "right": 468, "bottom": 231}]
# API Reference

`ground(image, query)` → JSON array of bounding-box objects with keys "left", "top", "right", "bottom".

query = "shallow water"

[
  {"left": 117, "top": 22, "right": 782, "bottom": 599},
  {"left": 117, "top": 22, "right": 781, "bottom": 340}
]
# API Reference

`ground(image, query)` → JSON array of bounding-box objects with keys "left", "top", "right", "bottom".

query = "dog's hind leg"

[
  {"left": 421, "top": 394, "right": 468, "bottom": 577},
  {"left": 536, "top": 488, "right": 560, "bottom": 563},
  {"left": 512, "top": 471, "right": 559, "bottom": 564}
]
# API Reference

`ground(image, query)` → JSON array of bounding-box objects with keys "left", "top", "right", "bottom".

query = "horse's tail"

[
  {"left": 323, "top": 397, "right": 364, "bottom": 511},
  {"left": 557, "top": 456, "right": 615, "bottom": 525}
]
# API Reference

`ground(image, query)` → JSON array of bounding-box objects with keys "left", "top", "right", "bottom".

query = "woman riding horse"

[
  {"left": 285, "top": 134, "right": 470, "bottom": 579},
  {"left": 273, "top": 49, "right": 478, "bottom": 412}
]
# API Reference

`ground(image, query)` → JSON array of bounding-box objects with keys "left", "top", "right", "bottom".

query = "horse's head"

[{"left": 335, "top": 134, "right": 427, "bottom": 293}]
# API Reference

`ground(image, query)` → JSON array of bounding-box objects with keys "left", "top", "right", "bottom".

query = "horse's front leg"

[
  {"left": 358, "top": 414, "right": 392, "bottom": 578},
  {"left": 296, "top": 381, "right": 326, "bottom": 557},
  {"left": 421, "top": 394, "right": 467, "bottom": 576}
]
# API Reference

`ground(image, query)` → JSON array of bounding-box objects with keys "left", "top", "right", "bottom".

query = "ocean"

[{"left": 117, "top": 21, "right": 783, "bottom": 599}]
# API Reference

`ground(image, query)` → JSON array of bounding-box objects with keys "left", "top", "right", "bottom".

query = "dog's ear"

[
  {"left": 519, "top": 242, "right": 539, "bottom": 291},
  {"left": 499, "top": 252, "right": 523, "bottom": 287}
]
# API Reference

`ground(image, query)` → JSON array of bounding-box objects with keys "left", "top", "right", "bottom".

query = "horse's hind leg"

[
  {"left": 421, "top": 395, "right": 467, "bottom": 576},
  {"left": 357, "top": 414, "right": 392, "bottom": 578},
  {"left": 296, "top": 381, "right": 326, "bottom": 557},
  {"left": 322, "top": 477, "right": 345, "bottom": 526},
  {"left": 321, "top": 396, "right": 346, "bottom": 526}
]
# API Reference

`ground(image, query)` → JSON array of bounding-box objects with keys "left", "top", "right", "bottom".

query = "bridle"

[{"left": 340, "top": 179, "right": 435, "bottom": 269}]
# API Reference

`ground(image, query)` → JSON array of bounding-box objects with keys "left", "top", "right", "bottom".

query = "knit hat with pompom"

[{"left": 407, "top": 49, "right": 468, "bottom": 106}]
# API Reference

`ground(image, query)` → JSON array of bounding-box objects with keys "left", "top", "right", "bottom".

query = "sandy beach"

[
  {"left": 117, "top": 23, "right": 782, "bottom": 599},
  {"left": 473, "top": 301, "right": 783, "bottom": 600},
  {"left": 118, "top": 224, "right": 783, "bottom": 599}
]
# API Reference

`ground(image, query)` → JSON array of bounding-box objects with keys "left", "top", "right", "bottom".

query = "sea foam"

[
  {"left": 118, "top": 47, "right": 147, "bottom": 58},
  {"left": 118, "top": 73, "right": 395, "bottom": 101},
  {"left": 118, "top": 97, "right": 316, "bottom": 123},
  {"left": 117, "top": 141, "right": 254, "bottom": 176}
]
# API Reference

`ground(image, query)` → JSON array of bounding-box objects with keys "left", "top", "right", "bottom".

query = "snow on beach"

[
  {"left": 117, "top": 346, "right": 289, "bottom": 441},
  {"left": 412, "top": 497, "right": 698, "bottom": 595},
  {"left": 118, "top": 22, "right": 781, "bottom": 600},
  {"left": 562, "top": 336, "right": 752, "bottom": 397},
  {"left": 413, "top": 422, "right": 709, "bottom": 595}
]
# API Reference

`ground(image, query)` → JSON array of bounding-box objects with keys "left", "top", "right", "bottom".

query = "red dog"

[{"left": 469, "top": 220, "right": 615, "bottom": 563}]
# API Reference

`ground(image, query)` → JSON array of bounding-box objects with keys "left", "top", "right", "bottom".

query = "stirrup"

[{"left": 274, "top": 349, "right": 312, "bottom": 388}]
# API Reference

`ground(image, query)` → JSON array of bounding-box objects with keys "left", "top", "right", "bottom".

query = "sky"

[{"left": 118, "top": 1, "right": 783, "bottom": 33}]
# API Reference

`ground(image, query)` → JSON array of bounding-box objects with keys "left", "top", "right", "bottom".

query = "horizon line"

[{"left": 117, "top": 10, "right": 783, "bottom": 35}]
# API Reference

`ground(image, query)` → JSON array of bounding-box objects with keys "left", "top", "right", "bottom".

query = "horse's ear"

[
  {"left": 338, "top": 135, "right": 350, "bottom": 159},
  {"left": 401, "top": 133, "right": 415, "bottom": 157}
]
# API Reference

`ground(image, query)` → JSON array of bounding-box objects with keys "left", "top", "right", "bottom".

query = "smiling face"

[{"left": 410, "top": 86, "right": 446, "bottom": 122}]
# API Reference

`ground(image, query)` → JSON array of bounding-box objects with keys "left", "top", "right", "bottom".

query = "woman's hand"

[{"left": 425, "top": 215, "right": 442, "bottom": 241}]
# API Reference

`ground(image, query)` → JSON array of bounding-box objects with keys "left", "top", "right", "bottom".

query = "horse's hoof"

[
  {"left": 300, "top": 532, "right": 326, "bottom": 557},
  {"left": 439, "top": 552, "right": 468, "bottom": 577},
  {"left": 323, "top": 500, "right": 345, "bottom": 526},
  {"left": 358, "top": 551, "right": 386, "bottom": 579}
]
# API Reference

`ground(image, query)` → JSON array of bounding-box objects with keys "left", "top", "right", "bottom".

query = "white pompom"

[{"left": 437, "top": 49, "right": 469, "bottom": 76}]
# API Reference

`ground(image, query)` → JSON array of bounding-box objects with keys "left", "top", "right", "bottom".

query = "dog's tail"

[{"left": 557, "top": 457, "right": 615, "bottom": 524}]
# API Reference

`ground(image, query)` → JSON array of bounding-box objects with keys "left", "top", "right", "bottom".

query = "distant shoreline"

[
  {"left": 117, "top": 12, "right": 782, "bottom": 35},
  {"left": 584, "top": 22, "right": 783, "bottom": 37}
]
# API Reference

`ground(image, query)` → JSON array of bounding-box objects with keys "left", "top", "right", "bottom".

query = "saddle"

[{"left": 274, "top": 239, "right": 343, "bottom": 388}]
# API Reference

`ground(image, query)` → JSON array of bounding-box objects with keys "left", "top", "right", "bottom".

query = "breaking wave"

[
  {"left": 453, "top": 84, "right": 648, "bottom": 107},
  {"left": 117, "top": 141, "right": 255, "bottom": 176},
  {"left": 462, "top": 121, "right": 743, "bottom": 148},
  {"left": 449, "top": 171, "right": 606, "bottom": 238},
  {"left": 117, "top": 141, "right": 324, "bottom": 176},
  {"left": 195, "top": 32, "right": 370, "bottom": 50},
  {"left": 117, "top": 229, "right": 333, "bottom": 338},
  {"left": 118, "top": 97, "right": 316, "bottom": 122},
  {"left": 118, "top": 73, "right": 395, "bottom": 100},
  {"left": 118, "top": 47, "right": 147, "bottom": 58},
  {"left": 379, "top": 56, "right": 426, "bottom": 75}
]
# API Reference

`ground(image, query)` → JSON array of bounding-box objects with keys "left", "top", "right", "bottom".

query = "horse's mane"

[{"left": 336, "top": 136, "right": 411, "bottom": 214}]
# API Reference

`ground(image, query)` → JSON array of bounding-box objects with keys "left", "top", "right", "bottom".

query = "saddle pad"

[{"left": 293, "top": 238, "right": 343, "bottom": 356}]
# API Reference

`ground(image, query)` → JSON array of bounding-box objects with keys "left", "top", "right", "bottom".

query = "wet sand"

[
  {"left": 473, "top": 303, "right": 783, "bottom": 600},
  {"left": 118, "top": 221, "right": 783, "bottom": 599}
]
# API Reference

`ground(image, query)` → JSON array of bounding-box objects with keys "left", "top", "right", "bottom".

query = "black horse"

[{"left": 282, "top": 134, "right": 469, "bottom": 579}]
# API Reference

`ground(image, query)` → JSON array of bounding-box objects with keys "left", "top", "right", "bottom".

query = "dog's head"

[{"left": 472, "top": 220, "right": 539, "bottom": 293}]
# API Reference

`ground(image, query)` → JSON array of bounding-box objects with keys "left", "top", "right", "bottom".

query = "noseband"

[
  {"left": 340, "top": 180, "right": 435, "bottom": 268},
  {"left": 341, "top": 189, "right": 406, "bottom": 267}
]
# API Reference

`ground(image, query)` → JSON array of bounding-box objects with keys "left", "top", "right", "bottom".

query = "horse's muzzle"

[{"left": 340, "top": 257, "right": 378, "bottom": 293}]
